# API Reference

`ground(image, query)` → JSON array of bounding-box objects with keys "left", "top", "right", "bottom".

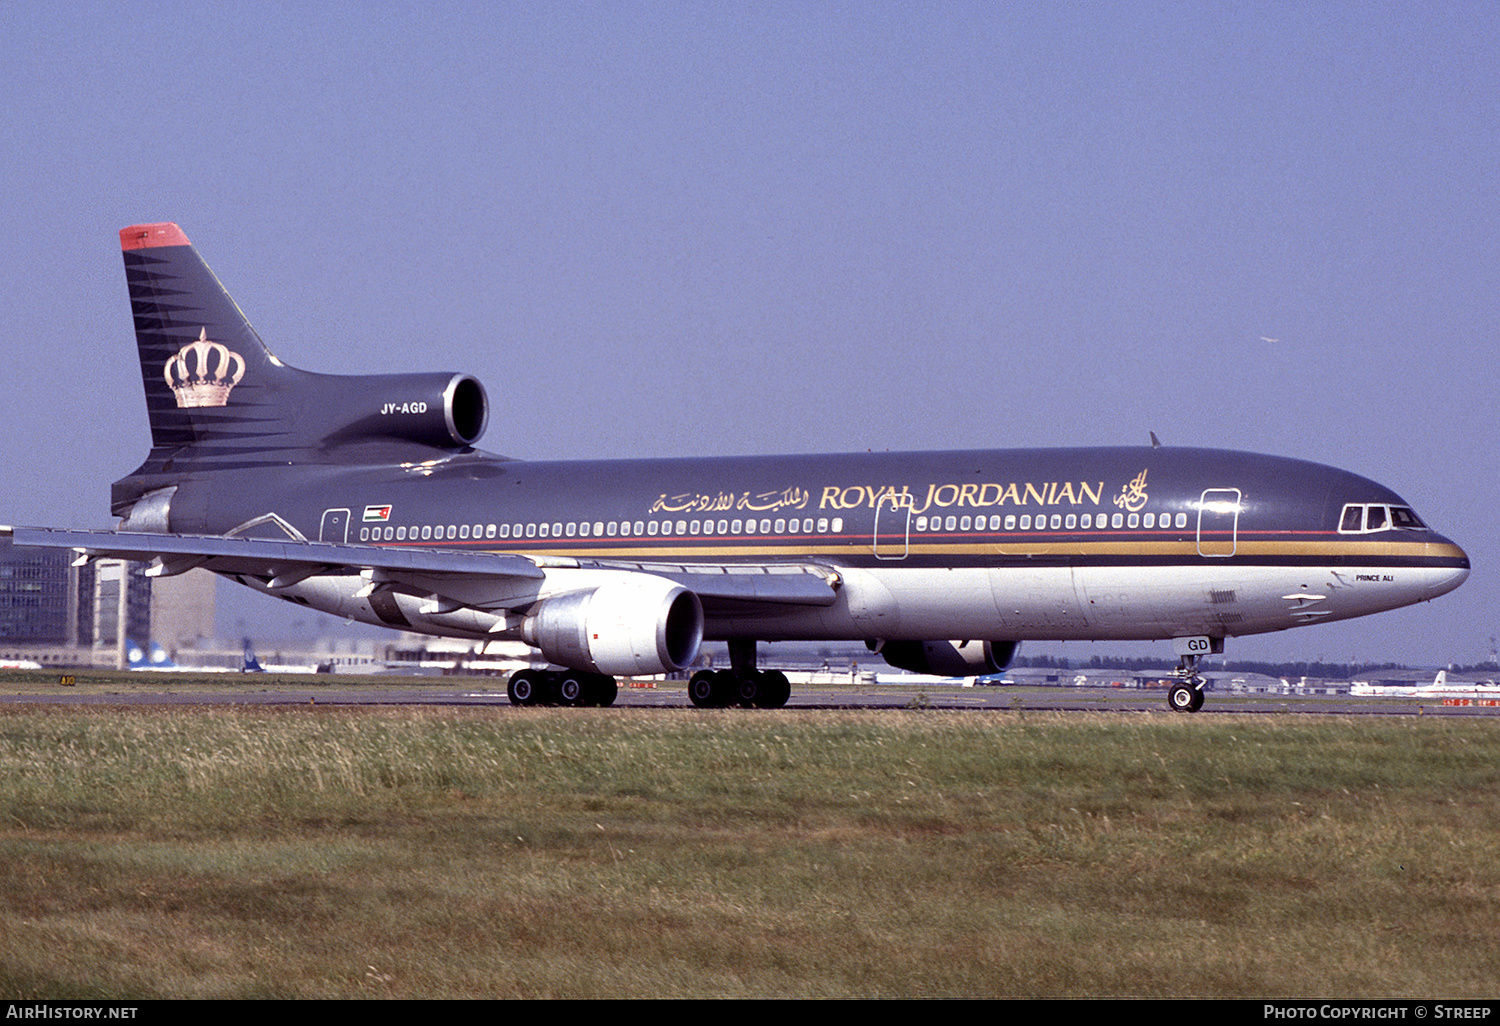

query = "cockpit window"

[
  {"left": 1390, "top": 506, "right": 1426, "bottom": 530},
  {"left": 1338, "top": 503, "right": 1428, "bottom": 534}
]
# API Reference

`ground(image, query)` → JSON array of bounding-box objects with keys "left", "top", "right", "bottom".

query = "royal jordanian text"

[{"left": 818, "top": 480, "right": 1108, "bottom": 513}]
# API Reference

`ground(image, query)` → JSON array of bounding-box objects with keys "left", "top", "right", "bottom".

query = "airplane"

[
  {"left": 126, "top": 639, "right": 177, "bottom": 670},
  {"left": 125, "top": 638, "right": 230, "bottom": 672},
  {"left": 1350, "top": 670, "right": 1500, "bottom": 697},
  {"left": 4, "top": 222, "right": 1471, "bottom": 712},
  {"left": 240, "top": 638, "right": 322, "bottom": 674}
]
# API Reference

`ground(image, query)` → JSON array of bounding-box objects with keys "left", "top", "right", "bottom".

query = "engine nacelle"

[
  {"left": 878, "top": 639, "right": 1021, "bottom": 677},
  {"left": 319, "top": 372, "right": 489, "bottom": 450},
  {"left": 522, "top": 577, "right": 704, "bottom": 676}
]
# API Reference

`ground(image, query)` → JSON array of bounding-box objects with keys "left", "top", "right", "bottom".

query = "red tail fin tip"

[{"left": 120, "top": 223, "right": 190, "bottom": 251}]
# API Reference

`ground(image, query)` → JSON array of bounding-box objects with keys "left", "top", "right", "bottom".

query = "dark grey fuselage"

[{"left": 87, "top": 222, "right": 1469, "bottom": 665}]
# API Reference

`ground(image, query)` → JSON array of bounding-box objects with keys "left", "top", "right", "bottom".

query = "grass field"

[{"left": 1, "top": 702, "right": 1497, "bottom": 998}]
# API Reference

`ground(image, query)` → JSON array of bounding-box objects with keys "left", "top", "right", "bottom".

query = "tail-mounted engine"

[
  {"left": 318, "top": 372, "right": 489, "bottom": 450},
  {"left": 877, "top": 639, "right": 1020, "bottom": 677},
  {"left": 522, "top": 577, "right": 705, "bottom": 677}
]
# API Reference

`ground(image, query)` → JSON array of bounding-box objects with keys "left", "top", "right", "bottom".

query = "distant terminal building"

[
  {"left": 0, "top": 537, "right": 87, "bottom": 650},
  {"left": 0, "top": 535, "right": 209, "bottom": 669},
  {"left": 149, "top": 569, "right": 217, "bottom": 650}
]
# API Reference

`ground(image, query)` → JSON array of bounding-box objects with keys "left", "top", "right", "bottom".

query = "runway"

[{"left": 1, "top": 672, "right": 1496, "bottom": 717}]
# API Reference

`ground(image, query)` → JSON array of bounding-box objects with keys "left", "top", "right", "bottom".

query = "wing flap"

[{"left": 577, "top": 559, "right": 840, "bottom": 607}]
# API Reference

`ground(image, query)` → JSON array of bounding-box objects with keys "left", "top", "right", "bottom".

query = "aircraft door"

[
  {"left": 320, "top": 508, "right": 351, "bottom": 544},
  {"left": 873, "top": 494, "right": 911, "bottom": 560},
  {"left": 1196, "top": 489, "right": 1241, "bottom": 557}
]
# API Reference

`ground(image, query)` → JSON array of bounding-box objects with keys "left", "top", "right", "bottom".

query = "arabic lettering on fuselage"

[
  {"left": 648, "top": 479, "right": 1130, "bottom": 516},
  {"left": 650, "top": 487, "right": 812, "bottom": 515}
]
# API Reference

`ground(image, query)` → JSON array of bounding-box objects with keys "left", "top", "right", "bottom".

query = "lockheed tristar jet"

[{"left": 8, "top": 224, "right": 1471, "bottom": 711}]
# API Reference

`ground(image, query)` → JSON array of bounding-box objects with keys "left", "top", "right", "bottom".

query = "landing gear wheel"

[
  {"left": 736, "top": 673, "right": 763, "bottom": 708},
  {"left": 508, "top": 670, "right": 541, "bottom": 706},
  {"left": 755, "top": 670, "right": 790, "bottom": 709},
  {"left": 556, "top": 674, "right": 585, "bottom": 706},
  {"left": 1166, "top": 649, "right": 1210, "bottom": 713},
  {"left": 689, "top": 669, "right": 721, "bottom": 708},
  {"left": 1167, "top": 682, "right": 1204, "bottom": 713},
  {"left": 585, "top": 674, "right": 618, "bottom": 708},
  {"left": 693, "top": 640, "right": 797, "bottom": 710}
]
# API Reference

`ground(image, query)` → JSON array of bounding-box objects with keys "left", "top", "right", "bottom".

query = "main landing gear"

[
  {"left": 506, "top": 669, "right": 619, "bottom": 707},
  {"left": 687, "top": 639, "right": 792, "bottom": 709},
  {"left": 1166, "top": 653, "right": 1206, "bottom": 713}
]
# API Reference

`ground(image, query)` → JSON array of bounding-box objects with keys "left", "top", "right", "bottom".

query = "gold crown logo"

[{"left": 164, "top": 328, "right": 245, "bottom": 408}]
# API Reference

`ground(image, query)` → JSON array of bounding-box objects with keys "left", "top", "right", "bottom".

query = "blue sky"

[{"left": 2, "top": 2, "right": 1495, "bottom": 665}]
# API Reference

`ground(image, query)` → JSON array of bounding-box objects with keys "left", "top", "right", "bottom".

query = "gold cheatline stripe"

[{"left": 445, "top": 538, "right": 1464, "bottom": 561}]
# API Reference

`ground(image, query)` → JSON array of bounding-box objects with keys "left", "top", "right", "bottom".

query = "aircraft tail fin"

[
  {"left": 242, "top": 638, "right": 265, "bottom": 673},
  {"left": 126, "top": 639, "right": 178, "bottom": 671},
  {"left": 120, "top": 223, "right": 292, "bottom": 454},
  {"left": 112, "top": 223, "right": 491, "bottom": 525}
]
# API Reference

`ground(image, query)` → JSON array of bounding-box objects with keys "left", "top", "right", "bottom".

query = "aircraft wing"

[
  {"left": 5, "top": 527, "right": 840, "bottom": 610},
  {"left": 7, "top": 526, "right": 547, "bottom": 584}
]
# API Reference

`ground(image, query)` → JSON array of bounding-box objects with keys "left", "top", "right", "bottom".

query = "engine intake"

[
  {"left": 523, "top": 577, "right": 704, "bottom": 676},
  {"left": 878, "top": 639, "right": 1020, "bottom": 677}
]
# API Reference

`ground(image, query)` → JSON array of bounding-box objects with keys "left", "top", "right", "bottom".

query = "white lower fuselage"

[{"left": 265, "top": 558, "right": 1468, "bottom": 646}]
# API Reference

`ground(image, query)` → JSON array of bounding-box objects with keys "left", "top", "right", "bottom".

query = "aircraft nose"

[{"left": 1424, "top": 535, "right": 1470, "bottom": 600}]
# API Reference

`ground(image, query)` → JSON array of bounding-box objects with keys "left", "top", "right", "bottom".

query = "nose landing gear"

[
  {"left": 1166, "top": 676, "right": 1205, "bottom": 712},
  {"left": 1166, "top": 651, "right": 1208, "bottom": 713}
]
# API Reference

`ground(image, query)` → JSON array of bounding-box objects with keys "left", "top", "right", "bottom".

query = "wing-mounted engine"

[
  {"left": 877, "top": 639, "right": 1020, "bottom": 677},
  {"left": 522, "top": 577, "right": 705, "bottom": 676}
]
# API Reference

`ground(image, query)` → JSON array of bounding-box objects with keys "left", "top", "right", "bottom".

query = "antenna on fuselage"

[{"left": 1149, "top": 431, "right": 1162, "bottom": 448}]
